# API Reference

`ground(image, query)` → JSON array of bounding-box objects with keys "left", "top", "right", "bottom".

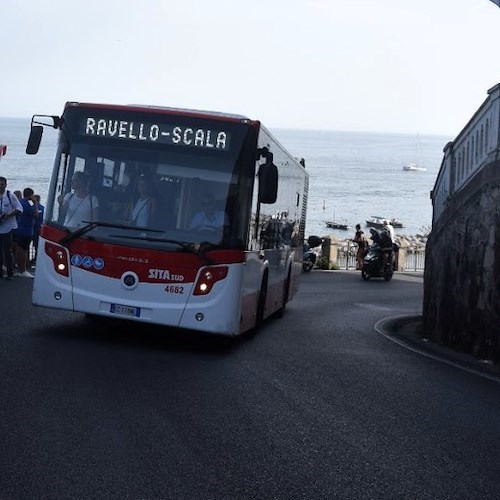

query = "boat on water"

[
  {"left": 324, "top": 220, "right": 349, "bottom": 230},
  {"left": 403, "top": 133, "right": 427, "bottom": 172},
  {"left": 366, "top": 215, "right": 404, "bottom": 229},
  {"left": 403, "top": 162, "right": 427, "bottom": 172}
]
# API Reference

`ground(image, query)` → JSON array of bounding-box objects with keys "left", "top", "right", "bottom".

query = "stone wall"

[{"left": 424, "top": 160, "right": 500, "bottom": 361}]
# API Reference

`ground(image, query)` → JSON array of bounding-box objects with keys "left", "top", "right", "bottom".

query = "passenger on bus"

[
  {"left": 189, "top": 193, "right": 227, "bottom": 230},
  {"left": 129, "top": 175, "right": 159, "bottom": 228},
  {"left": 60, "top": 171, "right": 99, "bottom": 228}
]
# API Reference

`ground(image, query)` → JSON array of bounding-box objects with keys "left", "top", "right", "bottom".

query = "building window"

[
  {"left": 480, "top": 125, "right": 484, "bottom": 157},
  {"left": 471, "top": 137, "right": 475, "bottom": 171},
  {"left": 475, "top": 130, "right": 479, "bottom": 163},
  {"left": 466, "top": 143, "right": 470, "bottom": 177}
]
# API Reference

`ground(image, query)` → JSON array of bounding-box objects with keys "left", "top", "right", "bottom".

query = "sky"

[{"left": 1, "top": 0, "right": 499, "bottom": 136}]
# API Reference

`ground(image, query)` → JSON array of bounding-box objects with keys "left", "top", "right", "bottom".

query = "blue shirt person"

[
  {"left": 32, "top": 194, "right": 44, "bottom": 261},
  {"left": 13, "top": 187, "right": 38, "bottom": 278}
]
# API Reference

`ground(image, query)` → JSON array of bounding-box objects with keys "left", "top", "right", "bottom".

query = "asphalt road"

[{"left": 1, "top": 271, "right": 500, "bottom": 500}]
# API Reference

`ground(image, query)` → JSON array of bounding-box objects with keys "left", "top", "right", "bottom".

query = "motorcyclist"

[
  {"left": 381, "top": 221, "right": 395, "bottom": 269},
  {"left": 368, "top": 227, "right": 392, "bottom": 268}
]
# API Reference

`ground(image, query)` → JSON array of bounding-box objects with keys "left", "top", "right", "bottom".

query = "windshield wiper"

[
  {"left": 59, "top": 221, "right": 216, "bottom": 265},
  {"left": 109, "top": 234, "right": 215, "bottom": 265},
  {"left": 59, "top": 221, "right": 163, "bottom": 246}
]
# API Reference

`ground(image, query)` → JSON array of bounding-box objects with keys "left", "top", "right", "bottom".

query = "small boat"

[
  {"left": 403, "top": 133, "right": 427, "bottom": 171},
  {"left": 324, "top": 220, "right": 349, "bottom": 230},
  {"left": 366, "top": 215, "right": 404, "bottom": 229},
  {"left": 324, "top": 209, "right": 349, "bottom": 230},
  {"left": 403, "top": 162, "right": 427, "bottom": 172}
]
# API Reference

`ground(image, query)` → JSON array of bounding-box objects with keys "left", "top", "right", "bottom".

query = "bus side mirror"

[
  {"left": 258, "top": 161, "right": 278, "bottom": 204},
  {"left": 26, "top": 125, "right": 43, "bottom": 155}
]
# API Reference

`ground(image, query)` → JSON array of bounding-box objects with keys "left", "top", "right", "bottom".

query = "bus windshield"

[{"left": 44, "top": 108, "right": 255, "bottom": 250}]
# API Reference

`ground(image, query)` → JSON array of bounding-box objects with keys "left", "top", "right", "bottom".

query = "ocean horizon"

[{"left": 0, "top": 117, "right": 451, "bottom": 238}]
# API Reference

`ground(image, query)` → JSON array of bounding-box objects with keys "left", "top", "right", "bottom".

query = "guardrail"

[{"left": 334, "top": 241, "right": 425, "bottom": 272}]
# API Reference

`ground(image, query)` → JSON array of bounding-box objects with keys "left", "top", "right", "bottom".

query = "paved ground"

[{"left": 377, "top": 314, "right": 500, "bottom": 384}]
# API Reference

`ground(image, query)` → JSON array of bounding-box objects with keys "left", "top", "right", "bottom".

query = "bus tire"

[
  {"left": 255, "top": 275, "right": 268, "bottom": 329},
  {"left": 275, "top": 270, "right": 290, "bottom": 318}
]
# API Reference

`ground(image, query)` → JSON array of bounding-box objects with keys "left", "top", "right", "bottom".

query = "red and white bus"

[{"left": 27, "top": 102, "right": 310, "bottom": 336}]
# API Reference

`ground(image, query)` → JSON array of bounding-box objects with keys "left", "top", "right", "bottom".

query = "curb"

[{"left": 375, "top": 314, "right": 500, "bottom": 384}]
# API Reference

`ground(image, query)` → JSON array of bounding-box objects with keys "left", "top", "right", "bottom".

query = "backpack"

[
  {"left": 362, "top": 235, "right": 370, "bottom": 250},
  {"left": 379, "top": 227, "right": 392, "bottom": 246}
]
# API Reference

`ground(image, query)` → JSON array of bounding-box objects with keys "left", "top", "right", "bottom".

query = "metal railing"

[
  {"left": 335, "top": 242, "right": 425, "bottom": 272},
  {"left": 404, "top": 250, "right": 426, "bottom": 272}
]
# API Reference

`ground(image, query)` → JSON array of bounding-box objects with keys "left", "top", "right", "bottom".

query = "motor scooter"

[
  {"left": 302, "top": 235, "right": 322, "bottom": 272},
  {"left": 303, "top": 246, "right": 317, "bottom": 272},
  {"left": 361, "top": 228, "right": 397, "bottom": 281}
]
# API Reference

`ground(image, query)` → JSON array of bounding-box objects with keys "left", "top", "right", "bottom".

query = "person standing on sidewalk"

[
  {"left": 0, "top": 176, "right": 23, "bottom": 280},
  {"left": 32, "top": 194, "right": 44, "bottom": 263},
  {"left": 353, "top": 223, "right": 369, "bottom": 270},
  {"left": 13, "top": 187, "right": 38, "bottom": 278}
]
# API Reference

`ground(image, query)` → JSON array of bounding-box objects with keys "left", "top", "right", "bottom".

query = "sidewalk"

[{"left": 375, "top": 314, "right": 500, "bottom": 384}]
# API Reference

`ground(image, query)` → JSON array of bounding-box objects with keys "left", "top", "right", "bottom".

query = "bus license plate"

[{"left": 110, "top": 303, "right": 140, "bottom": 317}]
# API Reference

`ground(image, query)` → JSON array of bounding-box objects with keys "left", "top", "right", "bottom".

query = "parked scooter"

[
  {"left": 303, "top": 246, "right": 317, "bottom": 272},
  {"left": 303, "top": 235, "right": 322, "bottom": 272},
  {"left": 361, "top": 228, "right": 397, "bottom": 281}
]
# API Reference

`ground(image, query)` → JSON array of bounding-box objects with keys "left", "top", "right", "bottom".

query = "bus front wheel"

[
  {"left": 255, "top": 277, "right": 268, "bottom": 328},
  {"left": 275, "top": 270, "right": 290, "bottom": 318}
]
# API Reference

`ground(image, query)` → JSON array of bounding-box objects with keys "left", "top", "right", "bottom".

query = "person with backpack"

[{"left": 0, "top": 176, "right": 23, "bottom": 280}]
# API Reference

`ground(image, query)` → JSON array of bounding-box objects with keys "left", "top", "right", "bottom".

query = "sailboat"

[
  {"left": 403, "top": 133, "right": 427, "bottom": 171},
  {"left": 324, "top": 208, "right": 349, "bottom": 230},
  {"left": 325, "top": 219, "right": 349, "bottom": 230},
  {"left": 403, "top": 162, "right": 426, "bottom": 172}
]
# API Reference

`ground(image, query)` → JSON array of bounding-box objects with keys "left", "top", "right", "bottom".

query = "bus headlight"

[
  {"left": 193, "top": 266, "right": 228, "bottom": 296},
  {"left": 45, "top": 242, "right": 70, "bottom": 277}
]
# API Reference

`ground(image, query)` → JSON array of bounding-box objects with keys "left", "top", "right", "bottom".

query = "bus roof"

[{"left": 64, "top": 101, "right": 254, "bottom": 124}]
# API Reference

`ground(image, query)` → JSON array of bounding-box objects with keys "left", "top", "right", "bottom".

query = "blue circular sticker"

[
  {"left": 93, "top": 257, "right": 104, "bottom": 270},
  {"left": 82, "top": 256, "right": 93, "bottom": 269},
  {"left": 71, "top": 254, "right": 82, "bottom": 266}
]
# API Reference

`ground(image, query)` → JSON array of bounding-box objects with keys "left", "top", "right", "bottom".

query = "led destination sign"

[{"left": 81, "top": 117, "right": 231, "bottom": 150}]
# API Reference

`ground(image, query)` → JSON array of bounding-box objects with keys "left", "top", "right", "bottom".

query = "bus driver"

[
  {"left": 60, "top": 171, "right": 99, "bottom": 228},
  {"left": 189, "top": 193, "right": 227, "bottom": 230}
]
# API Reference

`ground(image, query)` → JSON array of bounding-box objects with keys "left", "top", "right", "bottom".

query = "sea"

[{"left": 0, "top": 117, "right": 451, "bottom": 239}]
